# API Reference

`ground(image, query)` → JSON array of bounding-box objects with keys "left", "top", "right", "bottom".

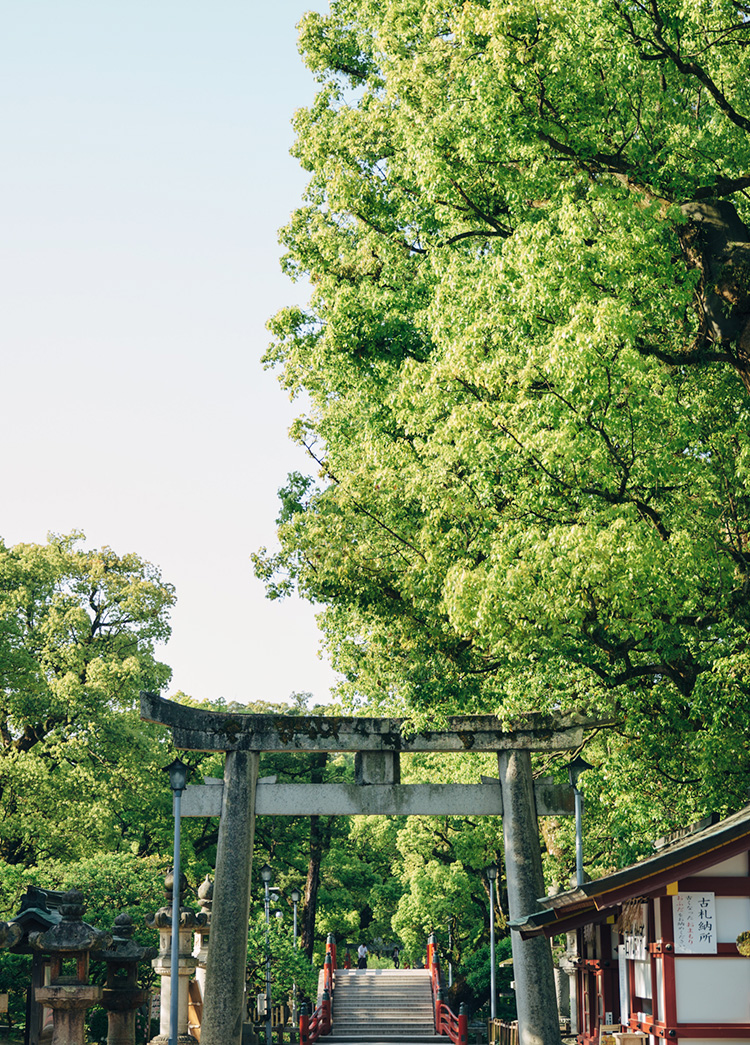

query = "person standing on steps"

[
  {"left": 357, "top": 942, "right": 368, "bottom": 969},
  {"left": 392, "top": 946, "right": 400, "bottom": 969}
]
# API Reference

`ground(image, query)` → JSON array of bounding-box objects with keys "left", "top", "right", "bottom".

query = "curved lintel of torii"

[{"left": 140, "top": 690, "right": 602, "bottom": 754}]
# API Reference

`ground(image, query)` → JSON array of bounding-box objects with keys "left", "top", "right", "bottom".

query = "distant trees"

[{"left": 0, "top": 532, "right": 175, "bottom": 865}]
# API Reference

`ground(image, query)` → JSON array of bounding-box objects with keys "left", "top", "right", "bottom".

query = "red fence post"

[
  {"left": 432, "top": 952, "right": 441, "bottom": 1002},
  {"left": 427, "top": 932, "right": 437, "bottom": 970},
  {"left": 435, "top": 987, "right": 444, "bottom": 1035},
  {"left": 300, "top": 1003, "right": 310, "bottom": 1045},
  {"left": 458, "top": 1004, "right": 468, "bottom": 1045},
  {"left": 323, "top": 953, "right": 332, "bottom": 993},
  {"left": 321, "top": 990, "right": 331, "bottom": 1034},
  {"left": 326, "top": 933, "right": 337, "bottom": 971}
]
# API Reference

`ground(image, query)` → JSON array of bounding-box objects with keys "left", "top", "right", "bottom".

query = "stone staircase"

[{"left": 327, "top": 968, "right": 443, "bottom": 1045}]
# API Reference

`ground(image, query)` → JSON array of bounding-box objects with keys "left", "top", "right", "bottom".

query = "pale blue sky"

[{"left": 1, "top": 1, "right": 340, "bottom": 705}]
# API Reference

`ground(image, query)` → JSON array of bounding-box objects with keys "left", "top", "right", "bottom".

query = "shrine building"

[{"left": 512, "top": 804, "right": 750, "bottom": 1045}]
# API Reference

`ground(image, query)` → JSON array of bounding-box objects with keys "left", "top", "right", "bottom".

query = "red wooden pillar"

[
  {"left": 299, "top": 1003, "right": 310, "bottom": 1045},
  {"left": 435, "top": 987, "right": 444, "bottom": 1035},
  {"left": 427, "top": 932, "right": 437, "bottom": 970},
  {"left": 324, "top": 953, "right": 333, "bottom": 993},
  {"left": 458, "top": 1004, "right": 468, "bottom": 1045},
  {"left": 326, "top": 933, "right": 337, "bottom": 971},
  {"left": 660, "top": 896, "right": 678, "bottom": 1030}
]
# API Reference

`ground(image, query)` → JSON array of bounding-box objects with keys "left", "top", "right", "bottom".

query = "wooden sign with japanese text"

[{"left": 672, "top": 892, "right": 717, "bottom": 954}]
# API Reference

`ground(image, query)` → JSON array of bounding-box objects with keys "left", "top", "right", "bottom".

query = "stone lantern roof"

[{"left": 28, "top": 889, "right": 111, "bottom": 974}]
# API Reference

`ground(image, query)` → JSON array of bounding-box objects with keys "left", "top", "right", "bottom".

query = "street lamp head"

[
  {"left": 486, "top": 865, "right": 498, "bottom": 882},
  {"left": 260, "top": 863, "right": 273, "bottom": 884},
  {"left": 567, "top": 754, "right": 595, "bottom": 790},
  {"left": 164, "top": 757, "right": 190, "bottom": 793},
  {"left": 290, "top": 887, "right": 301, "bottom": 904},
  {"left": 274, "top": 910, "right": 283, "bottom": 921}
]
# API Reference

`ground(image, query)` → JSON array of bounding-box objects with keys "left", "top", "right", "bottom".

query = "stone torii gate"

[{"left": 141, "top": 693, "right": 597, "bottom": 1045}]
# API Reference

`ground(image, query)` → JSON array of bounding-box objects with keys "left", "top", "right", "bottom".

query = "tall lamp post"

[
  {"left": 164, "top": 758, "right": 190, "bottom": 1045},
  {"left": 260, "top": 864, "right": 274, "bottom": 1045},
  {"left": 290, "top": 887, "right": 301, "bottom": 1021},
  {"left": 486, "top": 865, "right": 497, "bottom": 1022},
  {"left": 567, "top": 755, "right": 594, "bottom": 887}
]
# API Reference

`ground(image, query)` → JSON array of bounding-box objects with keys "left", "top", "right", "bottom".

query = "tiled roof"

[{"left": 511, "top": 803, "right": 750, "bottom": 938}]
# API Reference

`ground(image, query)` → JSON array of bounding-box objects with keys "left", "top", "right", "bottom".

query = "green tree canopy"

[
  {"left": 0, "top": 532, "right": 175, "bottom": 864},
  {"left": 256, "top": 0, "right": 750, "bottom": 839}
]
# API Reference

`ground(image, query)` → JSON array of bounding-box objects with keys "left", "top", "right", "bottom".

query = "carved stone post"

[
  {"left": 100, "top": 914, "right": 157, "bottom": 1045},
  {"left": 193, "top": 875, "right": 212, "bottom": 1003},
  {"left": 498, "top": 750, "right": 561, "bottom": 1045},
  {"left": 201, "top": 749, "right": 259, "bottom": 1045},
  {"left": 147, "top": 874, "right": 206, "bottom": 1045},
  {"left": 31, "top": 890, "right": 111, "bottom": 1045}
]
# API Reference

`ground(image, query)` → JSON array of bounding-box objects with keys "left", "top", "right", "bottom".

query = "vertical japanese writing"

[{"left": 672, "top": 892, "right": 717, "bottom": 954}]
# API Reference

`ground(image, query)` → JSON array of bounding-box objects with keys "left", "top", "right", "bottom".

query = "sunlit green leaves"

[
  {"left": 0, "top": 533, "right": 175, "bottom": 864},
  {"left": 260, "top": 0, "right": 750, "bottom": 845}
]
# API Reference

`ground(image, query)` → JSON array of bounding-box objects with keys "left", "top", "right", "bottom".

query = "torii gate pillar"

[
  {"left": 499, "top": 749, "right": 561, "bottom": 1045},
  {"left": 201, "top": 750, "right": 258, "bottom": 1045}
]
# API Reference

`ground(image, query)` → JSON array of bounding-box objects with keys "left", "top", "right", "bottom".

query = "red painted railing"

[
  {"left": 299, "top": 934, "right": 336, "bottom": 1043},
  {"left": 428, "top": 933, "right": 469, "bottom": 1045}
]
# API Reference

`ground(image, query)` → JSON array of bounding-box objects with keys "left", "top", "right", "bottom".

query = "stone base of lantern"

[
  {"left": 35, "top": 984, "right": 102, "bottom": 1045},
  {"left": 147, "top": 1035, "right": 198, "bottom": 1045}
]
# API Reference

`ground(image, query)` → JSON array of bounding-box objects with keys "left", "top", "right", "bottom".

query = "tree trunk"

[{"left": 300, "top": 754, "right": 332, "bottom": 960}]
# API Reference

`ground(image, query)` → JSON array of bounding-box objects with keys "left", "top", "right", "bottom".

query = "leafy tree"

[
  {"left": 0, "top": 852, "right": 167, "bottom": 943},
  {"left": 463, "top": 938, "right": 516, "bottom": 1020},
  {"left": 0, "top": 532, "right": 176, "bottom": 865},
  {"left": 245, "top": 913, "right": 318, "bottom": 1010},
  {"left": 255, "top": 0, "right": 750, "bottom": 846}
]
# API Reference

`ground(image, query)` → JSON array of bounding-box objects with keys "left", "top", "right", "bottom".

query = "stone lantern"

[
  {"left": 193, "top": 875, "right": 213, "bottom": 1002},
  {"left": 100, "top": 914, "right": 158, "bottom": 1045},
  {"left": 147, "top": 873, "right": 206, "bottom": 1045},
  {"left": 30, "top": 889, "right": 111, "bottom": 1045}
]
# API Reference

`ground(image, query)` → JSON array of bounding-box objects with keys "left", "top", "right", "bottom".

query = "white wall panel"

[{"left": 675, "top": 958, "right": 750, "bottom": 1022}]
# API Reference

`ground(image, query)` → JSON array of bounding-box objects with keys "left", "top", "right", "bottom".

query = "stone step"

[
  {"left": 335, "top": 1000, "right": 431, "bottom": 1005},
  {"left": 334, "top": 987, "right": 430, "bottom": 992},
  {"left": 335, "top": 992, "right": 430, "bottom": 998},
  {"left": 334, "top": 985, "right": 431, "bottom": 993},
  {"left": 335, "top": 993, "right": 431, "bottom": 999},
  {"left": 334, "top": 1009, "right": 433, "bottom": 1016},
  {"left": 334, "top": 998, "right": 432, "bottom": 1008},
  {"left": 334, "top": 982, "right": 430, "bottom": 988},
  {"left": 334, "top": 1003, "right": 431, "bottom": 1011},
  {"left": 327, "top": 1037, "right": 444, "bottom": 1045},
  {"left": 333, "top": 1014, "right": 433, "bottom": 1021},
  {"left": 334, "top": 1019, "right": 433, "bottom": 1026},
  {"left": 334, "top": 1016, "right": 433, "bottom": 1021},
  {"left": 333, "top": 1022, "right": 434, "bottom": 1028},
  {"left": 335, "top": 983, "right": 430, "bottom": 988},
  {"left": 329, "top": 1034, "right": 440, "bottom": 1041},
  {"left": 335, "top": 1005, "right": 432, "bottom": 1011},
  {"left": 334, "top": 1000, "right": 432, "bottom": 1007}
]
